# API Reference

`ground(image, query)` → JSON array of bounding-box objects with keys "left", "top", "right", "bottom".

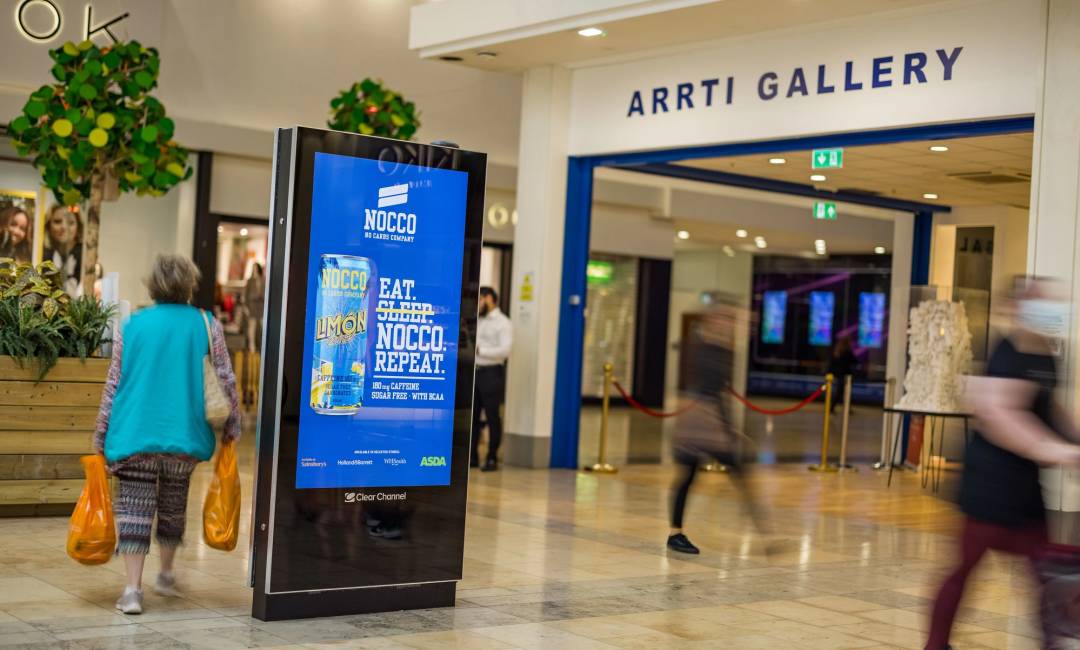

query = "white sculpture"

[{"left": 897, "top": 299, "right": 973, "bottom": 413}]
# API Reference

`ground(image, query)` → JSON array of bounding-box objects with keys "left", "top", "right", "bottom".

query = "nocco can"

[{"left": 310, "top": 254, "right": 371, "bottom": 414}]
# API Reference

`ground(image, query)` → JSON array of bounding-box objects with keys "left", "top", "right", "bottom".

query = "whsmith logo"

[
  {"left": 365, "top": 183, "right": 416, "bottom": 243},
  {"left": 420, "top": 456, "right": 446, "bottom": 467}
]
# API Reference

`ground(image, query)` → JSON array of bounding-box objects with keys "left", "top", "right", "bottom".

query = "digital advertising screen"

[
  {"left": 808, "top": 291, "right": 835, "bottom": 346},
  {"left": 761, "top": 291, "right": 787, "bottom": 344},
  {"left": 296, "top": 152, "right": 468, "bottom": 489},
  {"left": 859, "top": 292, "right": 886, "bottom": 348}
]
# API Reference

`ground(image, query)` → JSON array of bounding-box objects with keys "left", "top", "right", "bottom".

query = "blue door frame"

[{"left": 549, "top": 116, "right": 1035, "bottom": 469}]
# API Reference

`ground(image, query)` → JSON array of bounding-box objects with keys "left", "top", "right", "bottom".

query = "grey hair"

[{"left": 146, "top": 254, "right": 201, "bottom": 304}]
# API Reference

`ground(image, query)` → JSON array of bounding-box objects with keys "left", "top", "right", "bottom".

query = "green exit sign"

[
  {"left": 812, "top": 148, "right": 843, "bottom": 169},
  {"left": 813, "top": 202, "right": 838, "bottom": 220},
  {"left": 586, "top": 260, "right": 614, "bottom": 284}
]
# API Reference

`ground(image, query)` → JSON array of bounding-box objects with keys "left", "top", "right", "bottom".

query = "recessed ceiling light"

[
  {"left": 438, "top": 55, "right": 463, "bottom": 62},
  {"left": 923, "top": 193, "right": 939, "bottom": 200},
  {"left": 722, "top": 245, "right": 735, "bottom": 257},
  {"left": 240, "top": 227, "right": 249, "bottom": 237},
  {"left": 810, "top": 174, "right": 827, "bottom": 182},
  {"left": 578, "top": 27, "right": 605, "bottom": 37},
  {"left": 735, "top": 229, "right": 748, "bottom": 238},
  {"left": 754, "top": 237, "right": 767, "bottom": 249},
  {"left": 929, "top": 145, "right": 949, "bottom": 152},
  {"left": 677, "top": 230, "right": 690, "bottom": 240},
  {"left": 476, "top": 51, "right": 498, "bottom": 58},
  {"left": 768, "top": 158, "right": 786, "bottom": 165},
  {"left": 814, "top": 239, "right": 826, "bottom": 247},
  {"left": 216, "top": 226, "right": 223, "bottom": 233},
  {"left": 874, "top": 246, "right": 887, "bottom": 254}
]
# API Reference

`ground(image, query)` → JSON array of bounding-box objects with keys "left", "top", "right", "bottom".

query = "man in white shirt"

[{"left": 473, "top": 287, "right": 513, "bottom": 471}]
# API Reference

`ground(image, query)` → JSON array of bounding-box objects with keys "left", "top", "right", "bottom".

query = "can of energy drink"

[{"left": 310, "top": 254, "right": 371, "bottom": 414}]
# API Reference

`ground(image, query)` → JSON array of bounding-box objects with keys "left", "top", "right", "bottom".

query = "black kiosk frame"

[{"left": 250, "top": 127, "right": 485, "bottom": 621}]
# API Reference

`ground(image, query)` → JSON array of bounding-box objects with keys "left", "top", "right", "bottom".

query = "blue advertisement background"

[{"left": 296, "top": 153, "right": 468, "bottom": 489}]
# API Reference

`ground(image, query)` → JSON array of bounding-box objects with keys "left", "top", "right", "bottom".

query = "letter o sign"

[{"left": 16, "top": 0, "right": 61, "bottom": 42}]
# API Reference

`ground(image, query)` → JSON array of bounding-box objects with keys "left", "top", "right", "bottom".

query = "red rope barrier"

[
  {"left": 727, "top": 385, "right": 825, "bottom": 415},
  {"left": 611, "top": 380, "right": 697, "bottom": 418}
]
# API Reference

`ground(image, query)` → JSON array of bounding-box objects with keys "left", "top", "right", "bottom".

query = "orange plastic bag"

[
  {"left": 203, "top": 439, "right": 241, "bottom": 551},
  {"left": 67, "top": 455, "right": 116, "bottom": 565}
]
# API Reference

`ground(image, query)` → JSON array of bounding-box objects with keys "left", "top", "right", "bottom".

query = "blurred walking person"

[
  {"left": 94, "top": 255, "right": 241, "bottom": 615},
  {"left": 827, "top": 335, "right": 858, "bottom": 414},
  {"left": 668, "top": 295, "right": 769, "bottom": 555},
  {"left": 926, "top": 277, "right": 1080, "bottom": 649},
  {"left": 472, "top": 287, "right": 512, "bottom": 471}
]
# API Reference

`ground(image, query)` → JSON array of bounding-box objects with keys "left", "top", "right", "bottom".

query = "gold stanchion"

[
  {"left": 809, "top": 373, "right": 838, "bottom": 472},
  {"left": 837, "top": 374, "right": 857, "bottom": 472},
  {"left": 585, "top": 362, "right": 617, "bottom": 474},
  {"left": 873, "top": 377, "right": 896, "bottom": 470}
]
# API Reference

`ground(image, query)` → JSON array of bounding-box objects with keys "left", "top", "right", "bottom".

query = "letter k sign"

[{"left": 84, "top": 5, "right": 130, "bottom": 44}]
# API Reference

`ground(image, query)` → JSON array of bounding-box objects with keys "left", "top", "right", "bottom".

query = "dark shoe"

[
  {"left": 667, "top": 533, "right": 700, "bottom": 554},
  {"left": 481, "top": 459, "right": 498, "bottom": 472}
]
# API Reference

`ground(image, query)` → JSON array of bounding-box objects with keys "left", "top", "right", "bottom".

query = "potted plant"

[
  {"left": 328, "top": 78, "right": 420, "bottom": 140},
  {"left": 0, "top": 259, "right": 116, "bottom": 515},
  {"left": 8, "top": 39, "right": 192, "bottom": 291}
]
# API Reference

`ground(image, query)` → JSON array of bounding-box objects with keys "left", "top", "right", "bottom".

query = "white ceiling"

[{"left": 682, "top": 133, "right": 1034, "bottom": 208}]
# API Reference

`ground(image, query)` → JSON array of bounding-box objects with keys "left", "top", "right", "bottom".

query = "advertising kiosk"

[{"left": 250, "top": 127, "right": 486, "bottom": 620}]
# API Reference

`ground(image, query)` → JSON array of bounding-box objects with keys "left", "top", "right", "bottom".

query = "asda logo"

[{"left": 420, "top": 456, "right": 446, "bottom": 467}]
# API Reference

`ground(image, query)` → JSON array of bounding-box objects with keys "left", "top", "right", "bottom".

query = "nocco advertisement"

[{"left": 296, "top": 153, "right": 468, "bottom": 489}]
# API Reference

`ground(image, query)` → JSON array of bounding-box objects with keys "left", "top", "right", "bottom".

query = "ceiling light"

[
  {"left": 810, "top": 174, "right": 827, "bottom": 182},
  {"left": 814, "top": 239, "right": 826, "bottom": 247},
  {"left": 929, "top": 145, "right": 949, "bottom": 152},
  {"left": 438, "top": 55, "right": 463, "bottom": 62},
  {"left": 216, "top": 226, "right": 223, "bottom": 233},
  {"left": 578, "top": 27, "right": 605, "bottom": 37},
  {"left": 735, "top": 229, "right": 748, "bottom": 238},
  {"left": 676, "top": 230, "right": 690, "bottom": 240},
  {"left": 768, "top": 158, "right": 786, "bottom": 165},
  {"left": 476, "top": 51, "right": 498, "bottom": 58},
  {"left": 923, "top": 193, "right": 938, "bottom": 200},
  {"left": 754, "top": 236, "right": 767, "bottom": 249},
  {"left": 722, "top": 245, "right": 735, "bottom": 257},
  {"left": 240, "top": 228, "right": 249, "bottom": 236},
  {"left": 874, "top": 246, "right": 887, "bottom": 254}
]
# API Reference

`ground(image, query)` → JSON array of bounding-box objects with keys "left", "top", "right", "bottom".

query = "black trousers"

[
  {"left": 472, "top": 365, "right": 505, "bottom": 463},
  {"left": 670, "top": 449, "right": 766, "bottom": 532}
]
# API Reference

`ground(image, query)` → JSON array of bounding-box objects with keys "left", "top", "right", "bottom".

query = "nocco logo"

[{"left": 364, "top": 183, "right": 417, "bottom": 243}]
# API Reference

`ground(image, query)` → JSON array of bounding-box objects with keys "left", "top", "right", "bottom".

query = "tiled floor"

[{"left": 0, "top": 432, "right": 1058, "bottom": 649}]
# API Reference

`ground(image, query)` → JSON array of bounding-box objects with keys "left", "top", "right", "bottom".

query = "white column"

[
  {"left": 503, "top": 65, "right": 572, "bottom": 467},
  {"left": 1029, "top": 0, "right": 1080, "bottom": 511},
  {"left": 886, "top": 215, "right": 913, "bottom": 463}
]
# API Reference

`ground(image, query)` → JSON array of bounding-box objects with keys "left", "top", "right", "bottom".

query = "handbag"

[
  {"left": 67, "top": 455, "right": 116, "bottom": 565},
  {"left": 200, "top": 310, "right": 230, "bottom": 431},
  {"left": 203, "top": 439, "right": 241, "bottom": 551}
]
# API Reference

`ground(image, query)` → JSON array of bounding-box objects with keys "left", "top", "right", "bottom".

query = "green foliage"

[
  {"left": 0, "top": 258, "right": 116, "bottom": 379},
  {"left": 9, "top": 39, "right": 192, "bottom": 206},
  {"left": 328, "top": 78, "right": 420, "bottom": 140}
]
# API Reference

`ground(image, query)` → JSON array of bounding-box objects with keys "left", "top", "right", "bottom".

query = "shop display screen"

[
  {"left": 761, "top": 291, "right": 787, "bottom": 344},
  {"left": 295, "top": 153, "right": 468, "bottom": 489},
  {"left": 808, "top": 291, "right": 835, "bottom": 346},
  {"left": 859, "top": 292, "right": 886, "bottom": 348}
]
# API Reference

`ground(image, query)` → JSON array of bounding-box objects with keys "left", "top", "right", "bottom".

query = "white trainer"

[
  {"left": 154, "top": 572, "right": 180, "bottom": 598},
  {"left": 115, "top": 587, "right": 143, "bottom": 615}
]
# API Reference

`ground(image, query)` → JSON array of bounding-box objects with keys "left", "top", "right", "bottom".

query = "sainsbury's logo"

[{"left": 377, "top": 183, "right": 408, "bottom": 208}]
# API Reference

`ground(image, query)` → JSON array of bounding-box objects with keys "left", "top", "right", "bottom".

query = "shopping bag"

[
  {"left": 203, "top": 439, "right": 241, "bottom": 551},
  {"left": 66, "top": 455, "right": 116, "bottom": 565}
]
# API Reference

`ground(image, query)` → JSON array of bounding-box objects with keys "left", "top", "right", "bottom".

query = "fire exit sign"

[
  {"left": 812, "top": 148, "right": 843, "bottom": 169},
  {"left": 813, "top": 202, "right": 838, "bottom": 220}
]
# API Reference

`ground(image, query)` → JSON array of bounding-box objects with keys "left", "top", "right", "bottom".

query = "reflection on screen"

[
  {"left": 808, "top": 291, "right": 834, "bottom": 346},
  {"left": 761, "top": 291, "right": 787, "bottom": 344},
  {"left": 859, "top": 292, "right": 886, "bottom": 348}
]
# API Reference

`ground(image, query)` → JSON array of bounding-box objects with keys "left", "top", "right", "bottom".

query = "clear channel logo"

[{"left": 365, "top": 183, "right": 416, "bottom": 242}]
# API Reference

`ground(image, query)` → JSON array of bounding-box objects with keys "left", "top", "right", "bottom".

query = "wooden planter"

[{"left": 0, "top": 356, "right": 109, "bottom": 516}]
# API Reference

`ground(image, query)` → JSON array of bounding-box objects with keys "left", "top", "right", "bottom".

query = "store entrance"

[
  {"left": 567, "top": 123, "right": 1034, "bottom": 471},
  {"left": 213, "top": 217, "right": 269, "bottom": 407}
]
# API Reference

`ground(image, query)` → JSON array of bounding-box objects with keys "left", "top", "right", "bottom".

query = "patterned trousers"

[{"left": 114, "top": 456, "right": 197, "bottom": 555}]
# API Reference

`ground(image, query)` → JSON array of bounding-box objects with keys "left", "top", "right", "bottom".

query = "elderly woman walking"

[{"left": 94, "top": 255, "right": 241, "bottom": 615}]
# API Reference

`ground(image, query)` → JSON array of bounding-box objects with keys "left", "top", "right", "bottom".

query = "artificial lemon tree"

[
  {"left": 328, "top": 78, "right": 420, "bottom": 140},
  {"left": 9, "top": 40, "right": 191, "bottom": 292}
]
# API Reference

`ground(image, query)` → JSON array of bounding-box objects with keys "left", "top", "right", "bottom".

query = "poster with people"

[
  {"left": 295, "top": 152, "right": 469, "bottom": 489},
  {"left": 0, "top": 189, "right": 37, "bottom": 264},
  {"left": 42, "top": 203, "right": 83, "bottom": 296}
]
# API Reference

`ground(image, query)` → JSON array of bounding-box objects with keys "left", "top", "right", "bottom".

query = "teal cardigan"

[{"left": 102, "top": 304, "right": 217, "bottom": 463}]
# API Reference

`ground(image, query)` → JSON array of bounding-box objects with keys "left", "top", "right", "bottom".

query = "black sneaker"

[
  {"left": 481, "top": 459, "right": 498, "bottom": 472},
  {"left": 667, "top": 533, "right": 700, "bottom": 554}
]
